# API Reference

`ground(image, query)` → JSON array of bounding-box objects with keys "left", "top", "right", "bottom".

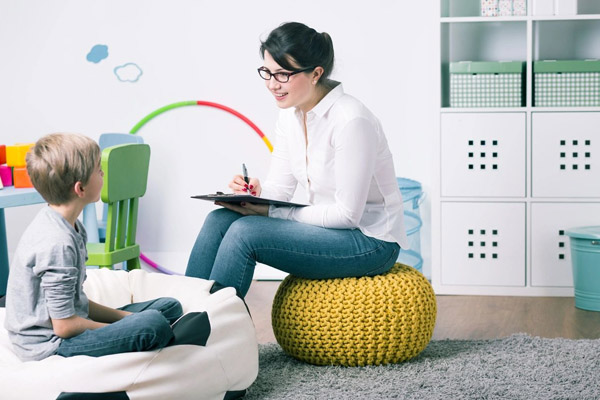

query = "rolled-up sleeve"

[{"left": 34, "top": 244, "right": 79, "bottom": 320}]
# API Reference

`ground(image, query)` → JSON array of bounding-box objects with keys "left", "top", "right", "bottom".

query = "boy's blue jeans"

[
  {"left": 56, "top": 297, "right": 182, "bottom": 358},
  {"left": 185, "top": 208, "right": 400, "bottom": 298}
]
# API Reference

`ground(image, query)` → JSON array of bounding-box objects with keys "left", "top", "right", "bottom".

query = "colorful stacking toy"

[{"left": 0, "top": 143, "right": 34, "bottom": 189}]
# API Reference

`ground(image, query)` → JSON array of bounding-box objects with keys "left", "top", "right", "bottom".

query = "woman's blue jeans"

[
  {"left": 185, "top": 208, "right": 400, "bottom": 298},
  {"left": 56, "top": 297, "right": 182, "bottom": 358}
]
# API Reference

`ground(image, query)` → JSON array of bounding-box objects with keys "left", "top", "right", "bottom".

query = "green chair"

[
  {"left": 86, "top": 143, "right": 151, "bottom": 270},
  {"left": 83, "top": 133, "right": 144, "bottom": 243}
]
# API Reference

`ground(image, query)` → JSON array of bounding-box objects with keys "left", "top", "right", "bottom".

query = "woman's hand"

[
  {"left": 216, "top": 201, "right": 269, "bottom": 217},
  {"left": 229, "top": 174, "right": 262, "bottom": 197},
  {"left": 221, "top": 174, "right": 267, "bottom": 215}
]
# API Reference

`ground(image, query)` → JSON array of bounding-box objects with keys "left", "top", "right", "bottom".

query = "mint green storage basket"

[
  {"left": 450, "top": 61, "right": 525, "bottom": 108},
  {"left": 534, "top": 60, "right": 600, "bottom": 107},
  {"left": 566, "top": 226, "right": 600, "bottom": 312}
]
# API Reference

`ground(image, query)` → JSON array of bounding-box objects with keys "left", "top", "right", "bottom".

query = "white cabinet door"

[
  {"left": 531, "top": 202, "right": 600, "bottom": 287},
  {"left": 532, "top": 112, "right": 600, "bottom": 197},
  {"left": 441, "top": 202, "right": 526, "bottom": 286},
  {"left": 441, "top": 113, "right": 526, "bottom": 197}
]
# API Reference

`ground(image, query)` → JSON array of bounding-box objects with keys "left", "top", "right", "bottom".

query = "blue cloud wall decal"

[{"left": 86, "top": 44, "right": 109, "bottom": 63}]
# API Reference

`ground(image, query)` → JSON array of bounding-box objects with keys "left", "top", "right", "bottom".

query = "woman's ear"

[{"left": 312, "top": 66, "right": 324, "bottom": 84}]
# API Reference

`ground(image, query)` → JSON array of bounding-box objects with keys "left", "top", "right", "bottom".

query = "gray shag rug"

[{"left": 244, "top": 334, "right": 599, "bottom": 399}]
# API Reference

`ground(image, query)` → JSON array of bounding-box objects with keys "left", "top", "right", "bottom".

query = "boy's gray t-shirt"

[{"left": 4, "top": 206, "right": 89, "bottom": 361}]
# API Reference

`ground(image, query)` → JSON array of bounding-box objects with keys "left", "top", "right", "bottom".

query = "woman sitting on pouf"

[{"left": 186, "top": 21, "right": 408, "bottom": 298}]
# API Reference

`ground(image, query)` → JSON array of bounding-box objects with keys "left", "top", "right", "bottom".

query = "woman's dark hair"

[{"left": 260, "top": 22, "right": 334, "bottom": 82}]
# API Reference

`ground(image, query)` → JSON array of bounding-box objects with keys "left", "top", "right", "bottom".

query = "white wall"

[{"left": 0, "top": 0, "right": 437, "bottom": 277}]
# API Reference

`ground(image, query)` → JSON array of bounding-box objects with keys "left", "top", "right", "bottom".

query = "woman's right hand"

[{"left": 229, "top": 174, "right": 261, "bottom": 196}]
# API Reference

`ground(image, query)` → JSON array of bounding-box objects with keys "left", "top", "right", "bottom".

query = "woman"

[{"left": 186, "top": 22, "right": 408, "bottom": 297}]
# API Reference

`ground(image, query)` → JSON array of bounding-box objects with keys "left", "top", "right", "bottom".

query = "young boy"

[{"left": 4, "top": 133, "right": 182, "bottom": 361}]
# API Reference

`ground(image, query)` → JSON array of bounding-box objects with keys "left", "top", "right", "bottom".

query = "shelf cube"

[
  {"left": 450, "top": 61, "right": 525, "bottom": 108},
  {"left": 0, "top": 145, "right": 5, "bottom": 165},
  {"left": 441, "top": 202, "right": 526, "bottom": 287},
  {"left": 534, "top": 60, "right": 600, "bottom": 107},
  {"left": 531, "top": 203, "right": 600, "bottom": 288},
  {"left": 532, "top": 112, "right": 599, "bottom": 197},
  {"left": 441, "top": 113, "right": 526, "bottom": 197}
]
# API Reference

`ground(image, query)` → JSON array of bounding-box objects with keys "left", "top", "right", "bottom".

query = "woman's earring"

[{"left": 313, "top": 80, "right": 317, "bottom": 85}]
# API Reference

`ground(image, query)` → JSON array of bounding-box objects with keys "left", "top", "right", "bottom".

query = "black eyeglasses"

[{"left": 257, "top": 66, "right": 314, "bottom": 83}]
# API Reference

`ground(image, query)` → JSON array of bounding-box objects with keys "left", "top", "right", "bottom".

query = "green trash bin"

[{"left": 566, "top": 226, "right": 600, "bottom": 311}]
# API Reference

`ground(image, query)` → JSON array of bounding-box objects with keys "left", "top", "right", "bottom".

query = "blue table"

[{"left": 0, "top": 187, "right": 45, "bottom": 296}]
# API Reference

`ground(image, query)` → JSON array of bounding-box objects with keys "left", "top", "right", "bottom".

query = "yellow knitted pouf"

[{"left": 271, "top": 263, "right": 437, "bottom": 366}]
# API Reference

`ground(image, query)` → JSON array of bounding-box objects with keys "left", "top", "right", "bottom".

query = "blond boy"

[{"left": 4, "top": 133, "right": 181, "bottom": 361}]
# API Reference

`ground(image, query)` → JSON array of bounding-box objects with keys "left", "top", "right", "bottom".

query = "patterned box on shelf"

[
  {"left": 481, "top": 0, "right": 499, "bottom": 16},
  {"left": 534, "top": 60, "right": 600, "bottom": 107},
  {"left": 513, "top": 0, "right": 527, "bottom": 15},
  {"left": 450, "top": 61, "right": 525, "bottom": 108},
  {"left": 498, "top": 0, "right": 513, "bottom": 16},
  {"left": 481, "top": 0, "right": 527, "bottom": 16}
]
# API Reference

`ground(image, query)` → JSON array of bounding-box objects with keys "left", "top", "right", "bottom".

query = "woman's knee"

[
  {"left": 204, "top": 208, "right": 241, "bottom": 230},
  {"left": 224, "top": 217, "right": 261, "bottom": 244},
  {"left": 205, "top": 208, "right": 227, "bottom": 224}
]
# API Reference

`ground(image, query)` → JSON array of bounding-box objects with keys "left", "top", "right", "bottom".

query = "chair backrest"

[
  {"left": 99, "top": 133, "right": 144, "bottom": 222},
  {"left": 99, "top": 133, "right": 144, "bottom": 150},
  {"left": 101, "top": 143, "right": 151, "bottom": 253}
]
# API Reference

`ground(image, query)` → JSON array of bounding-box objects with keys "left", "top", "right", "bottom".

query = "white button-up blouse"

[{"left": 261, "top": 82, "right": 408, "bottom": 247}]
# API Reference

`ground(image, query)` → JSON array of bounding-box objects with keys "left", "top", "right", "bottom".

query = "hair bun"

[{"left": 261, "top": 22, "right": 335, "bottom": 82}]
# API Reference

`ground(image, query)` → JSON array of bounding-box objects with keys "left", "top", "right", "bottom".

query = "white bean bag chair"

[{"left": 0, "top": 269, "right": 258, "bottom": 400}]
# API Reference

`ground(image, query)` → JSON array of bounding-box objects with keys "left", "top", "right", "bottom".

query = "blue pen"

[{"left": 242, "top": 163, "right": 250, "bottom": 185}]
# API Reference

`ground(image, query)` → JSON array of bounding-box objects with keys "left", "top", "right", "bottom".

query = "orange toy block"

[
  {"left": 13, "top": 167, "right": 34, "bottom": 188},
  {"left": 6, "top": 143, "right": 34, "bottom": 167},
  {"left": 0, "top": 144, "right": 6, "bottom": 164}
]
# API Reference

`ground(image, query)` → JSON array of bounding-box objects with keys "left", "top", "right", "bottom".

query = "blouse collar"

[{"left": 296, "top": 81, "right": 344, "bottom": 119}]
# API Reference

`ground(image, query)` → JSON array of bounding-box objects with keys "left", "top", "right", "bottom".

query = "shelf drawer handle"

[{"left": 592, "top": 241, "right": 600, "bottom": 246}]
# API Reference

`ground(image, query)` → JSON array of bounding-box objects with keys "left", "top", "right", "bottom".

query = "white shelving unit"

[{"left": 434, "top": 0, "right": 600, "bottom": 296}]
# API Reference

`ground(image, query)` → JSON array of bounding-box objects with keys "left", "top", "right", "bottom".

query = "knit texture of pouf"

[{"left": 271, "top": 263, "right": 437, "bottom": 366}]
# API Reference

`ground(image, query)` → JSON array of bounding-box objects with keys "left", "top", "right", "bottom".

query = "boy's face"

[{"left": 84, "top": 162, "right": 104, "bottom": 203}]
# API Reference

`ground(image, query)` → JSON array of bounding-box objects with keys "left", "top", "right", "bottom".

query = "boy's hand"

[
  {"left": 51, "top": 315, "right": 107, "bottom": 339},
  {"left": 89, "top": 300, "right": 131, "bottom": 323},
  {"left": 118, "top": 310, "right": 133, "bottom": 318},
  {"left": 52, "top": 303, "right": 133, "bottom": 339}
]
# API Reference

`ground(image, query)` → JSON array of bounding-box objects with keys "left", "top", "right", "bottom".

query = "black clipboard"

[{"left": 192, "top": 193, "right": 308, "bottom": 207}]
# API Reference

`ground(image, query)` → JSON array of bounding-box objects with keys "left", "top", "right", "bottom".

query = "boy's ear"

[{"left": 73, "top": 181, "right": 86, "bottom": 198}]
